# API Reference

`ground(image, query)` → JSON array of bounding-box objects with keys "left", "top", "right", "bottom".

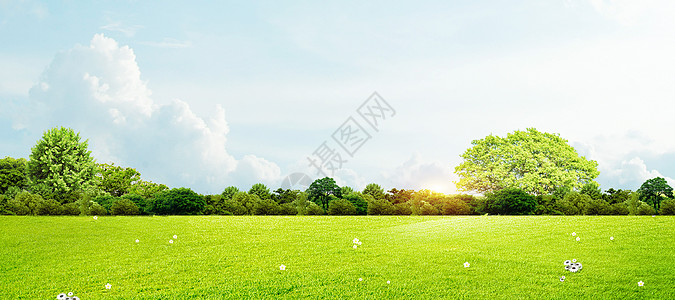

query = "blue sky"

[{"left": 1, "top": 0, "right": 675, "bottom": 194}]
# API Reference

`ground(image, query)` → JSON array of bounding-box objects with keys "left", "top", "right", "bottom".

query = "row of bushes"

[{"left": 3, "top": 187, "right": 675, "bottom": 216}]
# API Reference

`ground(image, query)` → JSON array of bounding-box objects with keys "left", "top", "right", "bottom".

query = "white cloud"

[
  {"left": 14, "top": 33, "right": 280, "bottom": 193},
  {"left": 141, "top": 38, "right": 193, "bottom": 49},
  {"left": 606, "top": 157, "right": 675, "bottom": 189},
  {"left": 100, "top": 21, "right": 143, "bottom": 37}
]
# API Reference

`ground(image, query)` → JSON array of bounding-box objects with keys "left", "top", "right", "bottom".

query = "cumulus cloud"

[
  {"left": 382, "top": 153, "right": 458, "bottom": 194},
  {"left": 14, "top": 33, "right": 281, "bottom": 193},
  {"left": 605, "top": 157, "right": 675, "bottom": 189}
]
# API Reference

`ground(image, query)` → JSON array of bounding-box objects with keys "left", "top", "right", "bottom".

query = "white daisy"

[
  {"left": 572, "top": 259, "right": 576, "bottom": 263},
  {"left": 353, "top": 245, "right": 357, "bottom": 249},
  {"left": 357, "top": 241, "right": 362, "bottom": 245},
  {"left": 358, "top": 278, "right": 363, "bottom": 281},
  {"left": 610, "top": 236, "right": 614, "bottom": 241},
  {"left": 575, "top": 263, "right": 582, "bottom": 269},
  {"left": 576, "top": 237, "right": 580, "bottom": 241},
  {"left": 135, "top": 239, "right": 139, "bottom": 243},
  {"left": 67, "top": 292, "right": 73, "bottom": 296},
  {"left": 638, "top": 281, "right": 644, "bottom": 286},
  {"left": 564, "top": 260, "right": 571, "bottom": 265},
  {"left": 571, "top": 232, "right": 576, "bottom": 236},
  {"left": 279, "top": 264, "right": 286, "bottom": 271},
  {"left": 353, "top": 238, "right": 359, "bottom": 243},
  {"left": 105, "top": 283, "right": 112, "bottom": 289},
  {"left": 57, "top": 293, "right": 66, "bottom": 299},
  {"left": 560, "top": 276, "right": 565, "bottom": 282},
  {"left": 464, "top": 262, "right": 470, "bottom": 268},
  {"left": 169, "top": 240, "right": 174, "bottom": 244},
  {"left": 565, "top": 265, "right": 571, "bottom": 271},
  {"left": 570, "top": 266, "right": 578, "bottom": 272},
  {"left": 93, "top": 216, "right": 98, "bottom": 220},
  {"left": 387, "top": 280, "right": 391, "bottom": 284},
  {"left": 73, "top": 297, "right": 80, "bottom": 300},
  {"left": 173, "top": 235, "right": 178, "bottom": 239}
]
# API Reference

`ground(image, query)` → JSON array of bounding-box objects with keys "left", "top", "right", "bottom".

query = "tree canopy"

[
  {"left": 95, "top": 163, "right": 141, "bottom": 197},
  {"left": 27, "top": 127, "right": 96, "bottom": 199},
  {"left": 0, "top": 157, "right": 28, "bottom": 194},
  {"left": 454, "top": 128, "right": 599, "bottom": 195},
  {"left": 637, "top": 177, "right": 673, "bottom": 211},
  {"left": 306, "top": 177, "right": 342, "bottom": 211}
]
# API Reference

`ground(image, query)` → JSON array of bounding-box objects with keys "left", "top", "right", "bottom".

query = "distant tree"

[
  {"left": 483, "top": 188, "right": 537, "bottom": 215},
  {"left": 637, "top": 177, "right": 673, "bottom": 212},
  {"left": 365, "top": 194, "right": 395, "bottom": 215},
  {"left": 95, "top": 163, "right": 141, "bottom": 197},
  {"left": 121, "top": 193, "right": 148, "bottom": 214},
  {"left": 0, "top": 157, "right": 29, "bottom": 194},
  {"left": 603, "top": 188, "right": 632, "bottom": 205},
  {"left": 341, "top": 186, "right": 355, "bottom": 196},
  {"left": 363, "top": 183, "right": 385, "bottom": 200},
  {"left": 343, "top": 192, "right": 368, "bottom": 215},
  {"left": 221, "top": 186, "right": 240, "bottom": 200},
  {"left": 93, "top": 195, "right": 118, "bottom": 211},
  {"left": 306, "top": 201, "right": 325, "bottom": 215},
  {"left": 232, "top": 191, "right": 259, "bottom": 214},
  {"left": 659, "top": 199, "right": 675, "bottom": 215},
  {"left": 580, "top": 182, "right": 602, "bottom": 200},
  {"left": 455, "top": 128, "right": 599, "bottom": 195},
  {"left": 386, "top": 188, "right": 414, "bottom": 205},
  {"left": 27, "top": 127, "right": 97, "bottom": 201},
  {"left": 149, "top": 188, "right": 205, "bottom": 215},
  {"left": 249, "top": 183, "right": 271, "bottom": 200},
  {"left": 306, "top": 177, "right": 342, "bottom": 211},
  {"left": 439, "top": 196, "right": 471, "bottom": 215},
  {"left": 272, "top": 188, "right": 299, "bottom": 204},
  {"left": 253, "top": 197, "right": 280, "bottom": 215},
  {"left": 128, "top": 180, "right": 169, "bottom": 199},
  {"left": 556, "top": 192, "right": 592, "bottom": 215},
  {"left": 327, "top": 198, "right": 357, "bottom": 215}
]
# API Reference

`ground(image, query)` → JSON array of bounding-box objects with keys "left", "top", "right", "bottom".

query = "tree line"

[{"left": 1, "top": 127, "right": 674, "bottom": 216}]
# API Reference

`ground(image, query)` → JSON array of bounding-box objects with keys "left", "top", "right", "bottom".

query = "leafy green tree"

[
  {"left": 249, "top": 183, "right": 271, "bottom": 200},
  {"left": 27, "top": 127, "right": 97, "bottom": 201},
  {"left": 483, "top": 188, "right": 537, "bottom": 215},
  {"left": 603, "top": 188, "right": 632, "bottom": 204},
  {"left": 232, "top": 191, "right": 259, "bottom": 215},
  {"left": 327, "top": 198, "right": 357, "bottom": 215},
  {"left": 343, "top": 192, "right": 368, "bottom": 215},
  {"left": 659, "top": 199, "right": 675, "bottom": 215},
  {"left": 0, "top": 157, "right": 29, "bottom": 194},
  {"left": 455, "top": 128, "right": 599, "bottom": 195},
  {"left": 221, "top": 186, "right": 240, "bottom": 200},
  {"left": 306, "top": 177, "right": 342, "bottom": 211},
  {"left": 439, "top": 196, "right": 471, "bottom": 215},
  {"left": 148, "top": 187, "right": 205, "bottom": 215},
  {"left": 386, "top": 188, "right": 414, "bottom": 205},
  {"left": 121, "top": 193, "right": 148, "bottom": 214},
  {"left": 95, "top": 163, "right": 141, "bottom": 197},
  {"left": 637, "top": 177, "right": 673, "bottom": 212},
  {"left": 128, "top": 180, "right": 169, "bottom": 199},
  {"left": 93, "top": 195, "right": 118, "bottom": 211},
  {"left": 580, "top": 182, "right": 602, "bottom": 200},
  {"left": 340, "top": 186, "right": 355, "bottom": 196},
  {"left": 253, "top": 197, "right": 280, "bottom": 215},
  {"left": 556, "top": 191, "right": 592, "bottom": 215},
  {"left": 305, "top": 202, "right": 325, "bottom": 215},
  {"left": 363, "top": 183, "right": 385, "bottom": 200},
  {"left": 365, "top": 194, "right": 395, "bottom": 215},
  {"left": 272, "top": 188, "right": 299, "bottom": 204}
]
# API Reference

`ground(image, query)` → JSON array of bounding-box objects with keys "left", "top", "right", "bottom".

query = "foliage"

[
  {"left": 365, "top": 194, "right": 395, "bottom": 215},
  {"left": 148, "top": 188, "right": 205, "bottom": 215},
  {"left": 26, "top": 127, "right": 96, "bottom": 200},
  {"left": 61, "top": 202, "right": 80, "bottom": 215},
  {"left": 249, "top": 183, "right": 271, "bottom": 200},
  {"left": 306, "top": 177, "right": 342, "bottom": 211},
  {"left": 580, "top": 182, "right": 602, "bottom": 200},
  {"left": 603, "top": 188, "right": 632, "bottom": 204},
  {"left": 93, "top": 195, "right": 118, "bottom": 211},
  {"left": 363, "top": 183, "right": 385, "bottom": 200},
  {"left": 35, "top": 198, "right": 63, "bottom": 215},
  {"left": 231, "top": 192, "right": 259, "bottom": 215},
  {"left": 439, "top": 196, "right": 471, "bottom": 215},
  {"left": 637, "top": 177, "right": 673, "bottom": 211},
  {"left": 128, "top": 180, "right": 169, "bottom": 199},
  {"left": 110, "top": 198, "right": 140, "bottom": 215},
  {"left": 305, "top": 202, "right": 325, "bottom": 215},
  {"left": 636, "top": 201, "right": 657, "bottom": 215},
  {"left": 386, "top": 188, "right": 414, "bottom": 205},
  {"left": 556, "top": 192, "right": 592, "bottom": 215},
  {"left": 121, "top": 193, "right": 148, "bottom": 214},
  {"left": 272, "top": 188, "right": 299, "bottom": 204},
  {"left": 278, "top": 202, "right": 298, "bottom": 215},
  {"left": 0, "top": 157, "right": 29, "bottom": 194},
  {"left": 220, "top": 198, "right": 248, "bottom": 215},
  {"left": 534, "top": 195, "right": 561, "bottom": 215},
  {"left": 455, "top": 128, "right": 599, "bottom": 195},
  {"left": 221, "top": 186, "right": 240, "bottom": 200},
  {"left": 327, "top": 198, "right": 357, "bottom": 215},
  {"left": 608, "top": 202, "right": 629, "bottom": 215},
  {"left": 253, "top": 197, "right": 280, "bottom": 215},
  {"left": 95, "top": 163, "right": 141, "bottom": 197},
  {"left": 659, "top": 199, "right": 675, "bottom": 215},
  {"left": 583, "top": 198, "right": 611, "bottom": 215},
  {"left": 88, "top": 202, "right": 107, "bottom": 215},
  {"left": 343, "top": 192, "right": 368, "bottom": 215},
  {"left": 483, "top": 188, "right": 537, "bottom": 215}
]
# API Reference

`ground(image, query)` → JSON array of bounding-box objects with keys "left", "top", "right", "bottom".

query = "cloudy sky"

[{"left": 1, "top": 0, "right": 675, "bottom": 194}]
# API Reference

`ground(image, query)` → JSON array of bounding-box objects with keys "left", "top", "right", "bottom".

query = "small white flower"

[
  {"left": 358, "top": 278, "right": 363, "bottom": 281},
  {"left": 67, "top": 292, "right": 73, "bottom": 297},
  {"left": 610, "top": 236, "right": 614, "bottom": 241},
  {"left": 652, "top": 215, "right": 655, "bottom": 217},
  {"left": 279, "top": 264, "right": 286, "bottom": 271},
  {"left": 464, "top": 262, "right": 470, "bottom": 268},
  {"left": 357, "top": 241, "right": 362, "bottom": 245},
  {"left": 353, "top": 245, "right": 357, "bottom": 249},
  {"left": 169, "top": 240, "right": 174, "bottom": 244},
  {"left": 105, "top": 283, "right": 112, "bottom": 289},
  {"left": 572, "top": 259, "right": 577, "bottom": 263},
  {"left": 576, "top": 237, "right": 580, "bottom": 241},
  {"left": 638, "top": 281, "right": 644, "bottom": 286},
  {"left": 173, "top": 235, "right": 178, "bottom": 239},
  {"left": 564, "top": 260, "right": 571, "bottom": 265},
  {"left": 57, "top": 293, "right": 66, "bottom": 299},
  {"left": 565, "top": 265, "right": 571, "bottom": 271},
  {"left": 575, "top": 263, "right": 582, "bottom": 269},
  {"left": 387, "top": 280, "right": 391, "bottom": 284},
  {"left": 93, "top": 216, "right": 98, "bottom": 220},
  {"left": 570, "top": 266, "right": 579, "bottom": 272},
  {"left": 571, "top": 232, "right": 576, "bottom": 236},
  {"left": 560, "top": 276, "right": 565, "bottom": 282},
  {"left": 353, "top": 238, "right": 359, "bottom": 243},
  {"left": 73, "top": 297, "right": 80, "bottom": 300}
]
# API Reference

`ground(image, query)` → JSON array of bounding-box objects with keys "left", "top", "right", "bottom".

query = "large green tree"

[
  {"left": 95, "top": 163, "right": 141, "bottom": 197},
  {"left": 637, "top": 177, "right": 673, "bottom": 212},
  {"left": 306, "top": 177, "right": 342, "bottom": 211},
  {"left": 27, "top": 127, "right": 96, "bottom": 200},
  {"left": 0, "top": 157, "right": 29, "bottom": 194},
  {"left": 455, "top": 128, "right": 599, "bottom": 195}
]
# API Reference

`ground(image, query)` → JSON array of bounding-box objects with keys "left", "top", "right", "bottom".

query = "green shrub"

[
  {"left": 306, "top": 202, "right": 325, "bottom": 215},
  {"left": 419, "top": 201, "right": 439, "bottom": 215},
  {"left": 110, "top": 198, "right": 140, "bottom": 215},
  {"left": 220, "top": 200, "right": 248, "bottom": 215},
  {"left": 366, "top": 194, "right": 395, "bottom": 215},
  {"left": 121, "top": 193, "right": 148, "bottom": 214},
  {"left": 93, "top": 195, "right": 118, "bottom": 211},
  {"left": 394, "top": 201, "right": 412, "bottom": 215},
  {"left": 609, "top": 202, "right": 629, "bottom": 215},
  {"left": 439, "top": 196, "right": 471, "bottom": 215},
  {"left": 149, "top": 188, "right": 205, "bottom": 215},
  {"left": 253, "top": 198, "right": 280, "bottom": 215},
  {"left": 89, "top": 202, "right": 107, "bottom": 215},
  {"left": 62, "top": 202, "right": 80, "bottom": 215},
  {"left": 6, "top": 198, "right": 30, "bottom": 215},
  {"left": 556, "top": 192, "right": 591, "bottom": 215},
  {"left": 484, "top": 188, "right": 537, "bottom": 215},
  {"left": 278, "top": 203, "right": 298, "bottom": 215},
  {"left": 327, "top": 198, "right": 357, "bottom": 215},
  {"left": 583, "top": 198, "right": 611, "bottom": 215},
  {"left": 344, "top": 193, "right": 368, "bottom": 215},
  {"left": 636, "top": 201, "right": 656, "bottom": 215},
  {"left": 659, "top": 199, "right": 675, "bottom": 215},
  {"left": 35, "top": 199, "right": 63, "bottom": 215}
]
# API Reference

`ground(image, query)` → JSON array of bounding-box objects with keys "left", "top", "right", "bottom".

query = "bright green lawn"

[{"left": 0, "top": 216, "right": 673, "bottom": 299}]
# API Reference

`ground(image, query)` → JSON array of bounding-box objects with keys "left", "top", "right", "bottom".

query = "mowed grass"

[{"left": 1, "top": 216, "right": 674, "bottom": 299}]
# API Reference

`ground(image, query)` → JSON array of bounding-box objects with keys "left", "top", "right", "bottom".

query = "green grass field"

[{"left": 1, "top": 216, "right": 673, "bottom": 299}]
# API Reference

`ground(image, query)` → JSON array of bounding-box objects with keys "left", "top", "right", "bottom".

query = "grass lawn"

[{"left": 1, "top": 215, "right": 673, "bottom": 299}]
